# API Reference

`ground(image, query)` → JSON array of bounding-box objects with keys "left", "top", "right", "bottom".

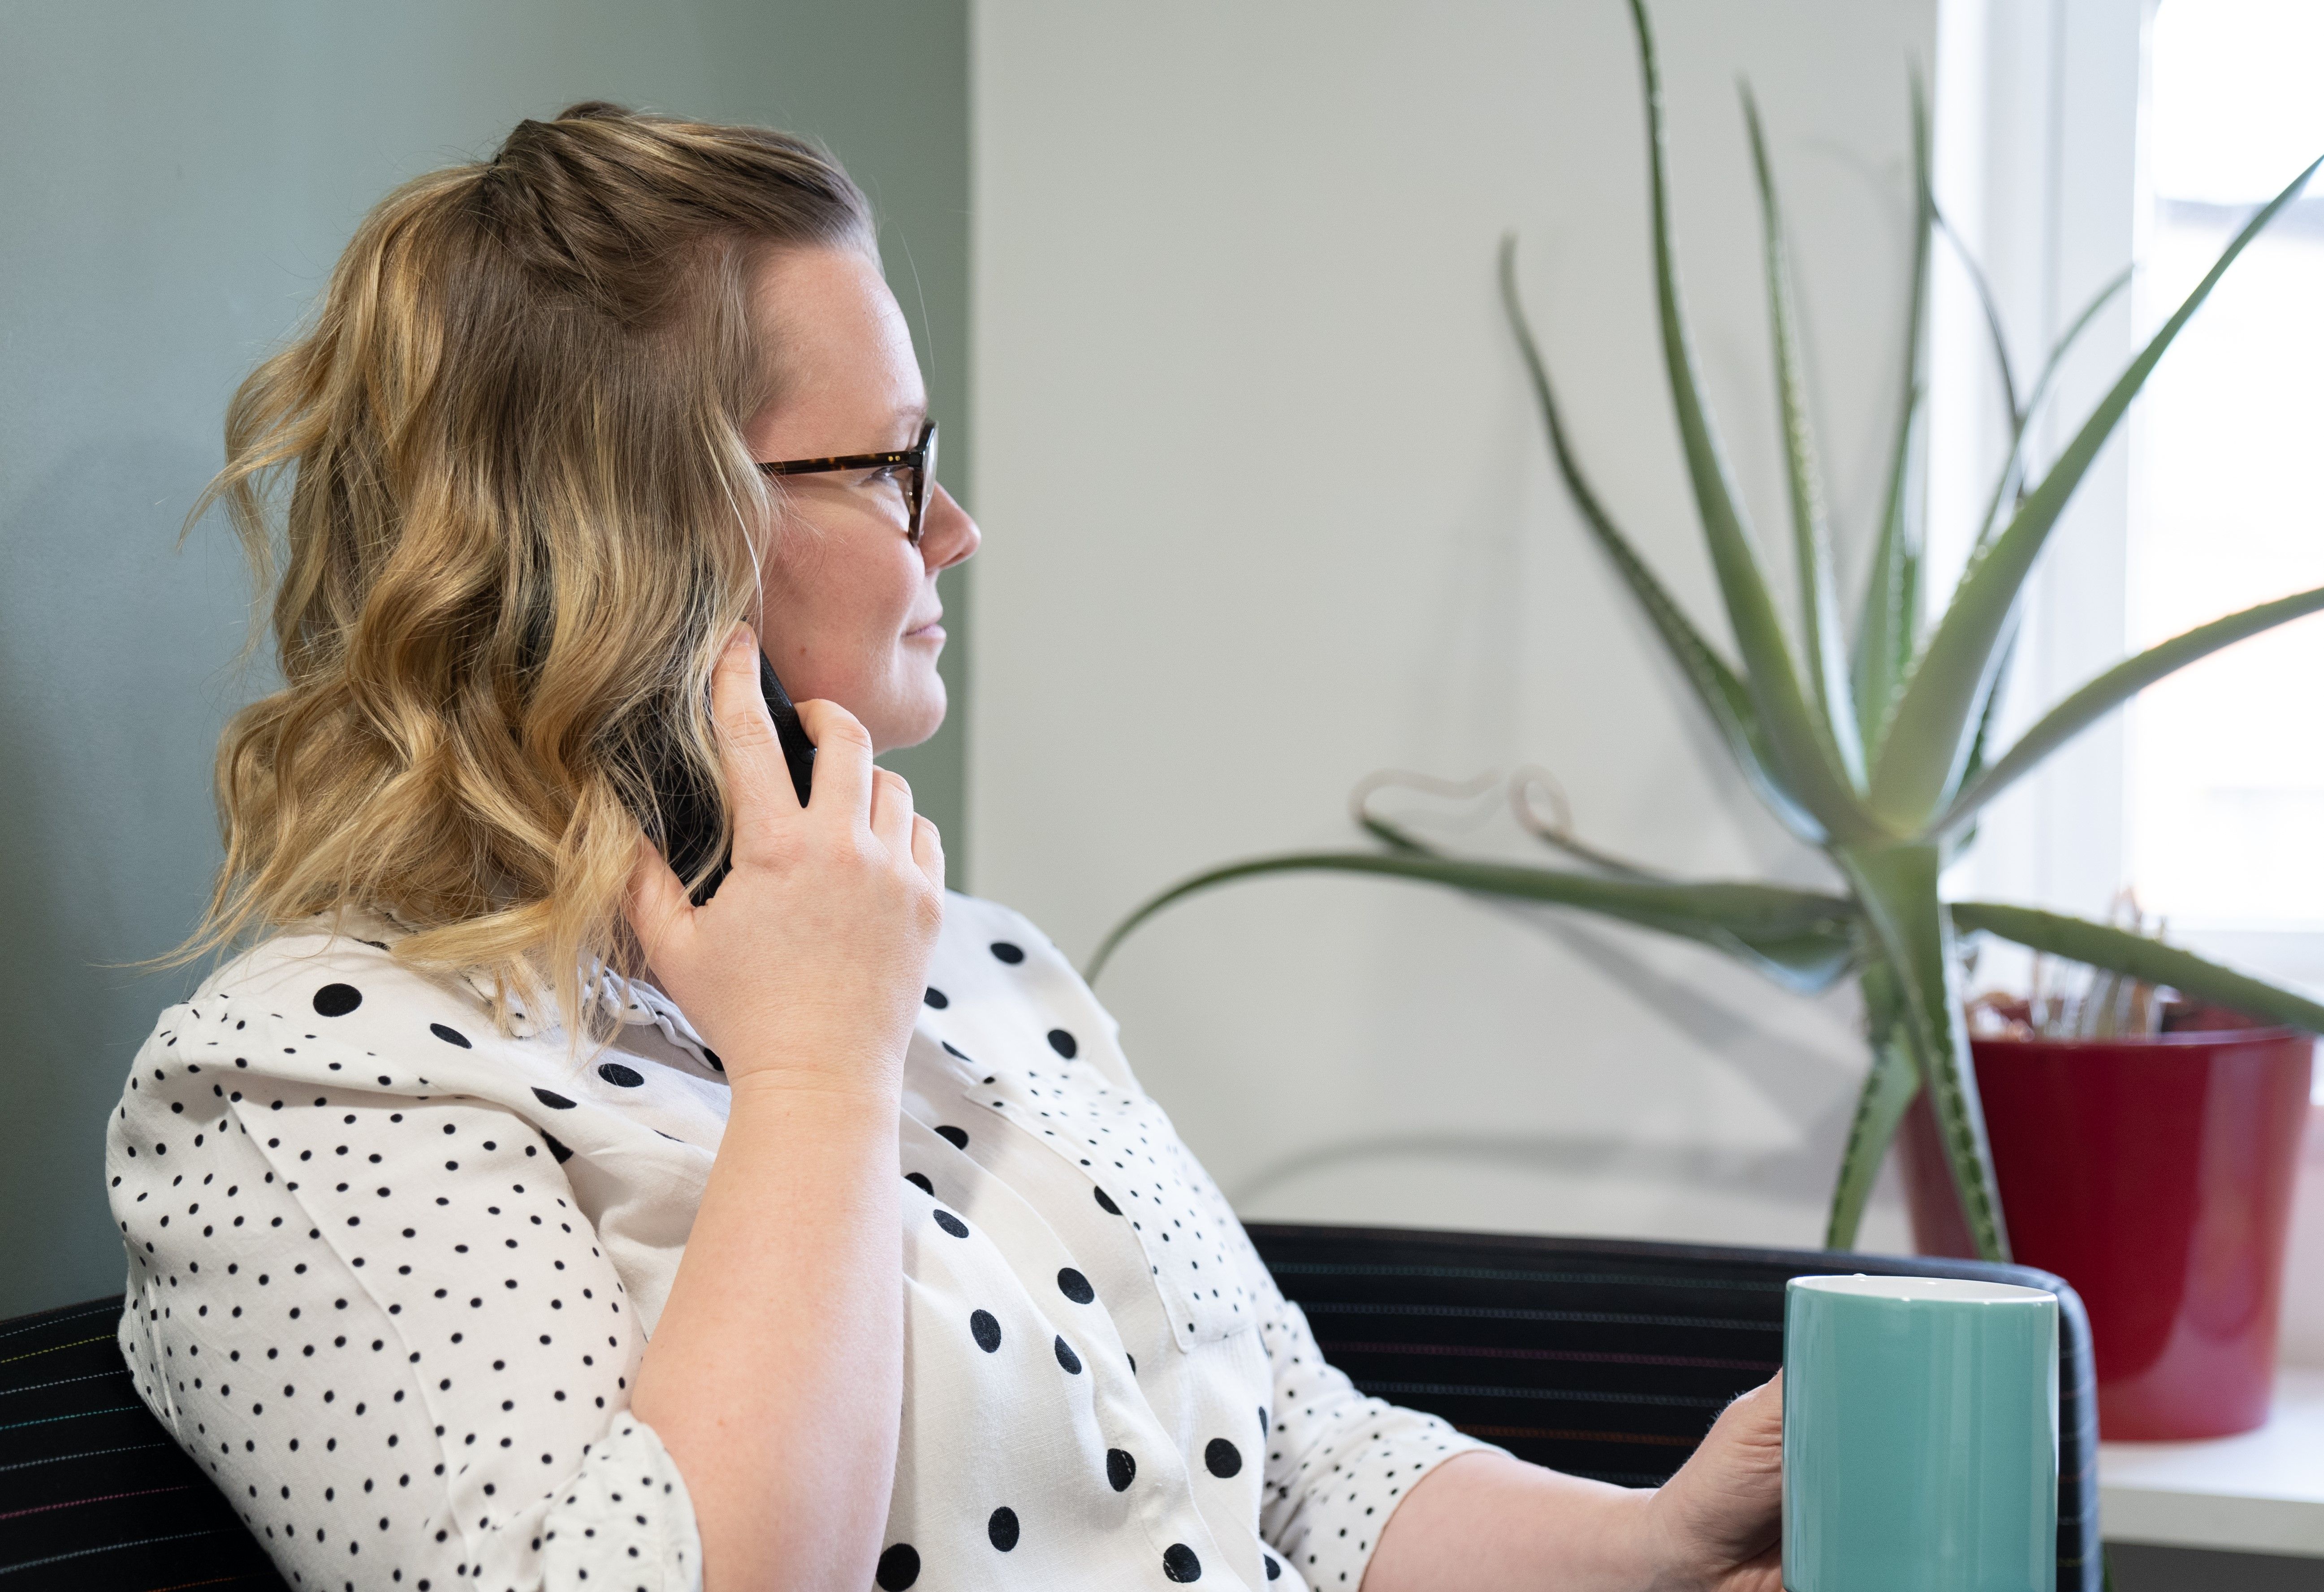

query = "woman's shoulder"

[
  {"left": 926, "top": 890, "right": 1136, "bottom": 1087},
  {"left": 186, "top": 910, "right": 479, "bottom": 1017},
  {"left": 938, "top": 889, "right": 1059, "bottom": 958},
  {"left": 127, "top": 910, "right": 566, "bottom": 1109},
  {"left": 931, "top": 890, "right": 1093, "bottom": 999}
]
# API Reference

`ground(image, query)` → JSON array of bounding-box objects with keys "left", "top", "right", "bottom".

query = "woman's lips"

[{"left": 904, "top": 618, "right": 946, "bottom": 643}]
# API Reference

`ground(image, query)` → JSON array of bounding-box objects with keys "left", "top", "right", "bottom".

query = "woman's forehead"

[{"left": 752, "top": 246, "right": 924, "bottom": 437}]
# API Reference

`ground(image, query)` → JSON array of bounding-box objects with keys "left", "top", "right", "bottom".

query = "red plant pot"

[{"left": 1899, "top": 1023, "right": 2315, "bottom": 1440}]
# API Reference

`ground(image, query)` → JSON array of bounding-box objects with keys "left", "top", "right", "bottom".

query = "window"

[
  {"left": 2127, "top": 0, "right": 2324, "bottom": 936},
  {"left": 1935, "top": 0, "right": 2324, "bottom": 1028}
]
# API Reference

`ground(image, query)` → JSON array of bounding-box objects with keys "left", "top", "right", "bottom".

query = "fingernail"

[{"left": 726, "top": 622, "right": 755, "bottom": 655}]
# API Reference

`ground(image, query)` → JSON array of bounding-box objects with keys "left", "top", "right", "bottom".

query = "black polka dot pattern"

[
  {"left": 105, "top": 897, "right": 1493, "bottom": 1592},
  {"left": 876, "top": 1541, "right": 920, "bottom": 1589},
  {"left": 108, "top": 924, "right": 709, "bottom": 1591}
]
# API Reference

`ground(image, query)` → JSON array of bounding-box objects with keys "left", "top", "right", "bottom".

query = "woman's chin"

[{"left": 868, "top": 683, "right": 948, "bottom": 756}]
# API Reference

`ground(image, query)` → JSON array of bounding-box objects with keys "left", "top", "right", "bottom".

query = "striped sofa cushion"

[{"left": 0, "top": 1296, "right": 289, "bottom": 1591}]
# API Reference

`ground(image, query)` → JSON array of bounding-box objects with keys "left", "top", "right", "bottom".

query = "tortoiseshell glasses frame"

[{"left": 756, "top": 419, "right": 939, "bottom": 546}]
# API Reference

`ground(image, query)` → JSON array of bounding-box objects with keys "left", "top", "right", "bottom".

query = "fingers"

[
  {"left": 711, "top": 627, "right": 804, "bottom": 870},
  {"left": 793, "top": 697, "right": 875, "bottom": 821},
  {"left": 911, "top": 814, "right": 946, "bottom": 893},
  {"left": 624, "top": 833, "right": 693, "bottom": 965},
  {"left": 869, "top": 768, "right": 916, "bottom": 856}
]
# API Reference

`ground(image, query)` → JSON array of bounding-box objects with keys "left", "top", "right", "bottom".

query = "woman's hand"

[
  {"left": 1638, "top": 1375, "right": 1784, "bottom": 1591},
  {"left": 625, "top": 623, "right": 946, "bottom": 1096}
]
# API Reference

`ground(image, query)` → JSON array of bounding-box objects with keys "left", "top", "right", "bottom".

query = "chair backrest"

[
  {"left": 0, "top": 1296, "right": 290, "bottom": 1591},
  {"left": 1247, "top": 1222, "right": 2101, "bottom": 1592}
]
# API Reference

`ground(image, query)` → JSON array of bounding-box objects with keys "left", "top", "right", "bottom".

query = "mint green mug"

[{"left": 1784, "top": 1274, "right": 2059, "bottom": 1592}]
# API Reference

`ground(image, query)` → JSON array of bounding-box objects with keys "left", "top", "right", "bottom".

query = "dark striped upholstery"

[
  {"left": 3, "top": 1228, "right": 2098, "bottom": 1590},
  {"left": 1248, "top": 1224, "right": 2101, "bottom": 1592},
  {"left": 0, "top": 1296, "right": 289, "bottom": 1591}
]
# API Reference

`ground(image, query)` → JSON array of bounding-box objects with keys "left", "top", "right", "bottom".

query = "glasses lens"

[{"left": 911, "top": 423, "right": 938, "bottom": 544}]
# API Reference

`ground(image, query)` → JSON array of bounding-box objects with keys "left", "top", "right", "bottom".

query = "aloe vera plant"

[{"left": 1089, "top": 0, "right": 2324, "bottom": 1261}]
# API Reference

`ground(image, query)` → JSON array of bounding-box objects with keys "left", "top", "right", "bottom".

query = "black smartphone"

[{"left": 652, "top": 648, "right": 817, "bottom": 904}]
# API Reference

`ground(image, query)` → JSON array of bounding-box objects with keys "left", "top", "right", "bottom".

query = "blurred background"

[{"left": 5, "top": 5, "right": 2321, "bottom": 1550}]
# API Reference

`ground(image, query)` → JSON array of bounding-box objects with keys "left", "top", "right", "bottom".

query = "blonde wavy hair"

[{"left": 181, "top": 101, "right": 873, "bottom": 1038}]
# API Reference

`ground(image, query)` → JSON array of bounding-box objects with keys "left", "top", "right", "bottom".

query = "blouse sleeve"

[
  {"left": 1252, "top": 1268, "right": 1499, "bottom": 1590},
  {"left": 109, "top": 998, "right": 702, "bottom": 1592}
]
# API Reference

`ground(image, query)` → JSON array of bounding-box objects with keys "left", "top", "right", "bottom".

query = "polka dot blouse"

[{"left": 109, "top": 892, "right": 1494, "bottom": 1592}]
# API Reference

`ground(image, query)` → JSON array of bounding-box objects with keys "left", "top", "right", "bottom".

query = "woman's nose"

[{"left": 920, "top": 483, "right": 980, "bottom": 573}]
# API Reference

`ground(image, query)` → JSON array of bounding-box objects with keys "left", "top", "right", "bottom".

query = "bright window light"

[{"left": 2127, "top": 0, "right": 2324, "bottom": 931}]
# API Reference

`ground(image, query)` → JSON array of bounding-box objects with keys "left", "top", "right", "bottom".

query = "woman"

[{"left": 109, "top": 104, "right": 1780, "bottom": 1592}]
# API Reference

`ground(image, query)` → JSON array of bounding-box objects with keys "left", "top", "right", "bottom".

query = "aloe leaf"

[
  {"left": 1500, "top": 237, "right": 1824, "bottom": 844},
  {"left": 1508, "top": 783, "right": 1671, "bottom": 880},
  {"left": 1939, "top": 584, "right": 2324, "bottom": 835},
  {"left": 1372, "top": 794, "right": 1682, "bottom": 894},
  {"left": 1935, "top": 206, "right": 2026, "bottom": 431},
  {"left": 1853, "top": 386, "right": 1922, "bottom": 753},
  {"left": 1084, "top": 849, "right": 1860, "bottom": 993},
  {"left": 1628, "top": 0, "right": 1883, "bottom": 843},
  {"left": 1869, "top": 154, "right": 2324, "bottom": 830},
  {"left": 1837, "top": 845, "right": 2009, "bottom": 1260},
  {"left": 1970, "top": 265, "right": 2137, "bottom": 552},
  {"left": 1745, "top": 86, "right": 1866, "bottom": 786},
  {"left": 1961, "top": 627, "right": 2017, "bottom": 809},
  {"left": 2020, "top": 264, "right": 2136, "bottom": 442},
  {"left": 1825, "top": 959, "right": 1922, "bottom": 1249},
  {"left": 1852, "top": 78, "right": 1932, "bottom": 758},
  {"left": 1952, "top": 902, "right": 2324, "bottom": 1032}
]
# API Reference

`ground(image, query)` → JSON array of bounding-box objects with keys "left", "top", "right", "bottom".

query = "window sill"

[{"left": 2100, "top": 1368, "right": 2324, "bottom": 1558}]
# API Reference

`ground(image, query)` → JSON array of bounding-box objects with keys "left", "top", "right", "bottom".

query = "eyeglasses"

[{"left": 757, "top": 420, "right": 939, "bottom": 546}]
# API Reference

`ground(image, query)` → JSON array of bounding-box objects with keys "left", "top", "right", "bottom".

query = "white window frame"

[{"left": 1935, "top": 0, "right": 2324, "bottom": 1027}]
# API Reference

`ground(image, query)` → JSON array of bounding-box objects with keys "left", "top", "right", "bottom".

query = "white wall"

[{"left": 969, "top": 0, "right": 1936, "bottom": 1249}]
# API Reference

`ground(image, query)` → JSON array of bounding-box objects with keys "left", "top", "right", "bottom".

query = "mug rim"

[{"left": 1789, "top": 1273, "right": 2056, "bottom": 1305}]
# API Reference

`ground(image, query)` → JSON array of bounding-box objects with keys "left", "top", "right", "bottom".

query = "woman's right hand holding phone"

[
  {"left": 626, "top": 623, "right": 942, "bottom": 1592},
  {"left": 626, "top": 623, "right": 946, "bottom": 1101}
]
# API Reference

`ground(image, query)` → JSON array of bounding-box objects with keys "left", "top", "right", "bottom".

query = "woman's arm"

[
  {"left": 110, "top": 1017, "right": 695, "bottom": 1591},
  {"left": 1360, "top": 1378, "right": 1784, "bottom": 1592},
  {"left": 626, "top": 630, "right": 946, "bottom": 1592}
]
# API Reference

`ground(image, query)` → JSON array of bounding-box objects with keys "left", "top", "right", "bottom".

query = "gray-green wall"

[{"left": 0, "top": 0, "right": 970, "bottom": 1318}]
